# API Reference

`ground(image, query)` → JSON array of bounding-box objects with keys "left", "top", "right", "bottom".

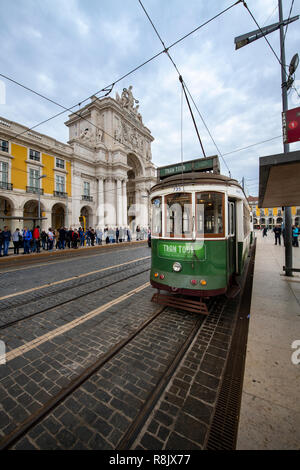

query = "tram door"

[{"left": 227, "top": 200, "right": 237, "bottom": 278}]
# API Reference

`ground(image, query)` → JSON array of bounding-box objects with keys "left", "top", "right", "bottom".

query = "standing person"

[
  {"left": 12, "top": 228, "right": 21, "bottom": 254},
  {"left": 33, "top": 225, "right": 41, "bottom": 253},
  {"left": 127, "top": 226, "right": 131, "bottom": 242},
  {"left": 58, "top": 227, "right": 66, "bottom": 249},
  {"left": 292, "top": 225, "right": 299, "bottom": 247},
  {"left": 23, "top": 227, "right": 32, "bottom": 254},
  {"left": 90, "top": 229, "right": 95, "bottom": 246},
  {"left": 66, "top": 228, "right": 73, "bottom": 249},
  {"left": 96, "top": 227, "right": 102, "bottom": 245},
  {"left": 273, "top": 225, "right": 282, "bottom": 246},
  {"left": 0, "top": 229, "right": 3, "bottom": 257},
  {"left": 72, "top": 229, "right": 79, "bottom": 248},
  {"left": 136, "top": 225, "right": 141, "bottom": 241},
  {"left": 47, "top": 228, "right": 54, "bottom": 252},
  {"left": 41, "top": 230, "right": 47, "bottom": 250},
  {"left": 2, "top": 226, "right": 11, "bottom": 256},
  {"left": 263, "top": 227, "right": 267, "bottom": 237},
  {"left": 116, "top": 227, "right": 119, "bottom": 243},
  {"left": 79, "top": 227, "right": 85, "bottom": 247}
]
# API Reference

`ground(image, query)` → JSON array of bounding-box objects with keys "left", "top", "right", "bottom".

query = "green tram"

[{"left": 150, "top": 156, "right": 252, "bottom": 313}]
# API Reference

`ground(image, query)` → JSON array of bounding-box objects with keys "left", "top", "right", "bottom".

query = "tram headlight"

[{"left": 172, "top": 262, "right": 182, "bottom": 272}]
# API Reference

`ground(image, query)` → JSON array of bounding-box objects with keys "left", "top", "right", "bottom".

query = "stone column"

[
  {"left": 116, "top": 178, "right": 122, "bottom": 227},
  {"left": 122, "top": 179, "right": 128, "bottom": 227},
  {"left": 104, "top": 177, "right": 116, "bottom": 226},
  {"left": 97, "top": 177, "right": 105, "bottom": 228},
  {"left": 72, "top": 170, "right": 82, "bottom": 228}
]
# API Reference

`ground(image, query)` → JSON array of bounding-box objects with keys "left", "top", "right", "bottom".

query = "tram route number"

[{"left": 173, "top": 186, "right": 184, "bottom": 192}]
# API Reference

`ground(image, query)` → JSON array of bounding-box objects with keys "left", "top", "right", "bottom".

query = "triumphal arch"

[{"left": 65, "top": 86, "right": 156, "bottom": 230}]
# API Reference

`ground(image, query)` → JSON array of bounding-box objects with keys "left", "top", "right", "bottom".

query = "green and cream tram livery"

[{"left": 150, "top": 156, "right": 251, "bottom": 313}]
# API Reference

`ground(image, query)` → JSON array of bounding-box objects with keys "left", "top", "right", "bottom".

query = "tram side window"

[
  {"left": 151, "top": 197, "right": 162, "bottom": 236},
  {"left": 243, "top": 203, "right": 250, "bottom": 237},
  {"left": 196, "top": 192, "right": 224, "bottom": 236},
  {"left": 165, "top": 193, "right": 192, "bottom": 238}
]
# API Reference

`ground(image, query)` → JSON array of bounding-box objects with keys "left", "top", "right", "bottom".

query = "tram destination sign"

[
  {"left": 158, "top": 156, "right": 220, "bottom": 180},
  {"left": 158, "top": 241, "right": 206, "bottom": 261}
]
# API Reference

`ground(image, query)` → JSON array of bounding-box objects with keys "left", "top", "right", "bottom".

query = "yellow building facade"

[{"left": 0, "top": 117, "right": 73, "bottom": 232}]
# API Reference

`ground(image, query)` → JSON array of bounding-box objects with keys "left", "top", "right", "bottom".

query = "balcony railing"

[
  {"left": 54, "top": 190, "right": 68, "bottom": 198},
  {"left": 0, "top": 181, "right": 13, "bottom": 190},
  {"left": 26, "top": 186, "right": 44, "bottom": 195},
  {"left": 82, "top": 195, "right": 93, "bottom": 202}
]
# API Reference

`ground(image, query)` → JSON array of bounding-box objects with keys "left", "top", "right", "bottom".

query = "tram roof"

[{"left": 150, "top": 172, "right": 243, "bottom": 193}]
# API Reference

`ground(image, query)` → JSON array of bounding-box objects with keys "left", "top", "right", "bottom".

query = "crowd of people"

[
  {"left": 0, "top": 225, "right": 150, "bottom": 256},
  {"left": 261, "top": 224, "right": 299, "bottom": 247}
]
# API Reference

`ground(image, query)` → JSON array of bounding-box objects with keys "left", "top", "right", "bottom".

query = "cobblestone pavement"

[{"left": 0, "top": 244, "right": 244, "bottom": 450}]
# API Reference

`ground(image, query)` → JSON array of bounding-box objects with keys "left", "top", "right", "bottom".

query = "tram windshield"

[
  {"left": 196, "top": 192, "right": 224, "bottom": 236},
  {"left": 165, "top": 193, "right": 192, "bottom": 238}
]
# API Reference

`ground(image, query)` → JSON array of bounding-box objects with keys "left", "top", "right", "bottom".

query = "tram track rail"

[
  {"left": 0, "top": 258, "right": 151, "bottom": 330},
  {"left": 1, "top": 297, "right": 217, "bottom": 451}
]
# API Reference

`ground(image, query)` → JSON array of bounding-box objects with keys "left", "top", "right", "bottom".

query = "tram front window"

[
  {"left": 196, "top": 192, "right": 224, "bottom": 237},
  {"left": 165, "top": 193, "right": 192, "bottom": 238},
  {"left": 151, "top": 197, "right": 162, "bottom": 236}
]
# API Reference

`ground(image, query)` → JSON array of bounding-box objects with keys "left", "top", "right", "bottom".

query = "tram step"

[{"left": 151, "top": 293, "right": 209, "bottom": 315}]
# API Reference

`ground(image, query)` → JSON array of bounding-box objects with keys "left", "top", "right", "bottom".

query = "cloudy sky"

[{"left": 1, "top": 0, "right": 299, "bottom": 195}]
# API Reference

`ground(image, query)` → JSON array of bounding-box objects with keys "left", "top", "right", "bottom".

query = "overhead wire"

[
  {"left": 0, "top": 0, "right": 243, "bottom": 149},
  {"left": 137, "top": 0, "right": 239, "bottom": 175}
]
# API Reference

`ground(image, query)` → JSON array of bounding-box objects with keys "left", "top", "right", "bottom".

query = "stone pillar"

[
  {"left": 72, "top": 170, "right": 82, "bottom": 228},
  {"left": 116, "top": 178, "right": 122, "bottom": 227},
  {"left": 122, "top": 179, "right": 128, "bottom": 227},
  {"left": 97, "top": 177, "right": 105, "bottom": 228},
  {"left": 104, "top": 177, "right": 116, "bottom": 226}
]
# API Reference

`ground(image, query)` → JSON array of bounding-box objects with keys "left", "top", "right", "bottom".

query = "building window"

[
  {"left": 29, "top": 149, "right": 40, "bottom": 162},
  {"left": 0, "top": 140, "right": 9, "bottom": 153},
  {"left": 83, "top": 181, "right": 90, "bottom": 196},
  {"left": 56, "top": 158, "right": 65, "bottom": 169},
  {"left": 56, "top": 175, "right": 65, "bottom": 193},
  {"left": 29, "top": 168, "right": 40, "bottom": 189},
  {"left": 0, "top": 161, "right": 8, "bottom": 183}
]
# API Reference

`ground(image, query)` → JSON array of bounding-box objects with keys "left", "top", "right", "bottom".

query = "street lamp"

[{"left": 38, "top": 174, "right": 46, "bottom": 226}]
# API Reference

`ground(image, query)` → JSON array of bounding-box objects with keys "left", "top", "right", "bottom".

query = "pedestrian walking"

[
  {"left": 116, "top": 227, "right": 119, "bottom": 243},
  {"left": 263, "top": 227, "right": 268, "bottom": 237}
]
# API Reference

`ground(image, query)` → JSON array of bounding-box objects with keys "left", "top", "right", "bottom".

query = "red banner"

[{"left": 282, "top": 106, "right": 300, "bottom": 144}]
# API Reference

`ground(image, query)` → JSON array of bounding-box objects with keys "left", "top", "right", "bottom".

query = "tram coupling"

[{"left": 151, "top": 291, "right": 209, "bottom": 315}]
